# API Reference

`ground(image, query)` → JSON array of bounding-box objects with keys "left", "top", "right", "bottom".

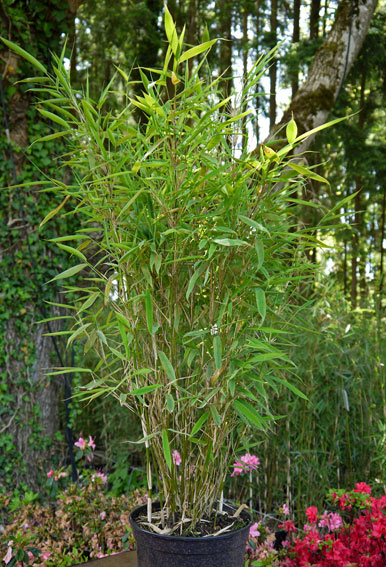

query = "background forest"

[{"left": 0, "top": 0, "right": 385, "bottom": 523}]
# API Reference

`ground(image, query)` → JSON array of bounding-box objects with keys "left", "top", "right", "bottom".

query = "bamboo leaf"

[
  {"left": 1, "top": 38, "right": 47, "bottom": 73},
  {"left": 233, "top": 399, "right": 265, "bottom": 430},
  {"left": 32, "top": 130, "right": 72, "bottom": 145},
  {"left": 267, "top": 375, "right": 308, "bottom": 400},
  {"left": 40, "top": 195, "right": 70, "bottom": 227},
  {"left": 56, "top": 243, "right": 87, "bottom": 262},
  {"left": 213, "top": 238, "right": 249, "bottom": 247},
  {"left": 255, "top": 240, "right": 264, "bottom": 270},
  {"left": 255, "top": 288, "right": 266, "bottom": 321},
  {"left": 162, "top": 429, "right": 172, "bottom": 471},
  {"left": 37, "top": 108, "right": 70, "bottom": 129},
  {"left": 145, "top": 289, "right": 153, "bottom": 334},
  {"left": 179, "top": 40, "right": 217, "bottom": 63},
  {"left": 213, "top": 335, "right": 222, "bottom": 370},
  {"left": 166, "top": 394, "right": 175, "bottom": 412},
  {"left": 164, "top": 4, "right": 178, "bottom": 55},
  {"left": 131, "top": 384, "right": 162, "bottom": 396},
  {"left": 287, "top": 162, "right": 330, "bottom": 186},
  {"left": 210, "top": 405, "right": 222, "bottom": 426},
  {"left": 239, "top": 215, "right": 270, "bottom": 235},
  {"left": 158, "top": 351, "right": 176, "bottom": 382},
  {"left": 67, "top": 323, "right": 91, "bottom": 348},
  {"left": 49, "top": 263, "right": 86, "bottom": 282},
  {"left": 190, "top": 411, "right": 209, "bottom": 437}
]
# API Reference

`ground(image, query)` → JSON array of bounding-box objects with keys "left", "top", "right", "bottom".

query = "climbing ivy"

[{"left": 0, "top": 0, "right": 81, "bottom": 488}]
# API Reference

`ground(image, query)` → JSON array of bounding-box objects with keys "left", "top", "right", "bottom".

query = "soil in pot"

[{"left": 130, "top": 503, "right": 252, "bottom": 567}]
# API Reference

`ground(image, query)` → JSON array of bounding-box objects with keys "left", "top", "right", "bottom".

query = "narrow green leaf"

[
  {"left": 56, "top": 243, "right": 87, "bottom": 262},
  {"left": 40, "top": 195, "right": 70, "bottom": 227},
  {"left": 166, "top": 393, "right": 175, "bottom": 412},
  {"left": 186, "top": 268, "right": 201, "bottom": 299},
  {"left": 32, "top": 130, "right": 71, "bottom": 145},
  {"left": 210, "top": 405, "right": 222, "bottom": 426},
  {"left": 288, "top": 162, "right": 330, "bottom": 186},
  {"left": 1, "top": 38, "right": 47, "bottom": 73},
  {"left": 179, "top": 39, "right": 217, "bottom": 63},
  {"left": 190, "top": 411, "right": 209, "bottom": 437},
  {"left": 49, "top": 263, "right": 86, "bottom": 282},
  {"left": 145, "top": 289, "right": 153, "bottom": 334},
  {"left": 115, "top": 311, "right": 131, "bottom": 329},
  {"left": 37, "top": 108, "right": 70, "bottom": 129},
  {"left": 78, "top": 291, "right": 99, "bottom": 314},
  {"left": 158, "top": 351, "right": 176, "bottom": 382},
  {"left": 255, "top": 288, "right": 266, "bottom": 321},
  {"left": 67, "top": 323, "right": 91, "bottom": 348},
  {"left": 213, "top": 238, "right": 248, "bottom": 247},
  {"left": 268, "top": 375, "right": 308, "bottom": 400},
  {"left": 239, "top": 215, "right": 270, "bottom": 235},
  {"left": 255, "top": 240, "right": 264, "bottom": 269},
  {"left": 162, "top": 429, "right": 172, "bottom": 471},
  {"left": 164, "top": 4, "right": 178, "bottom": 55},
  {"left": 294, "top": 114, "right": 350, "bottom": 143},
  {"left": 131, "top": 384, "right": 161, "bottom": 396},
  {"left": 213, "top": 335, "right": 222, "bottom": 370},
  {"left": 233, "top": 399, "right": 265, "bottom": 430}
]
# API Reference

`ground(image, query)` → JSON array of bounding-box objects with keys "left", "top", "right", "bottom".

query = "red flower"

[
  {"left": 353, "top": 482, "right": 372, "bottom": 495},
  {"left": 279, "top": 520, "right": 297, "bottom": 533},
  {"left": 306, "top": 506, "right": 318, "bottom": 524}
]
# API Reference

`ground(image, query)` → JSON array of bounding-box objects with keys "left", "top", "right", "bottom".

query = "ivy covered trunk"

[{"left": 0, "top": 0, "right": 81, "bottom": 489}]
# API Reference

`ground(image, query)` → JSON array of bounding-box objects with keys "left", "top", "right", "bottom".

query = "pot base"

[{"left": 129, "top": 503, "right": 251, "bottom": 567}]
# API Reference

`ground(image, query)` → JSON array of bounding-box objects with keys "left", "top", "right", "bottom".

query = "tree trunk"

[
  {"left": 269, "top": 0, "right": 278, "bottom": 131},
  {"left": 310, "top": 0, "right": 321, "bottom": 40},
  {"left": 255, "top": 0, "right": 261, "bottom": 141},
  {"left": 268, "top": 0, "right": 378, "bottom": 152},
  {"left": 291, "top": 0, "right": 301, "bottom": 97},
  {"left": 0, "top": 0, "right": 82, "bottom": 489},
  {"left": 242, "top": 0, "right": 249, "bottom": 150},
  {"left": 218, "top": 0, "right": 233, "bottom": 99},
  {"left": 351, "top": 185, "right": 361, "bottom": 309}
]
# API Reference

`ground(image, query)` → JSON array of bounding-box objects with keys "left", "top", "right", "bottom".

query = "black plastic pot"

[{"left": 129, "top": 503, "right": 252, "bottom": 567}]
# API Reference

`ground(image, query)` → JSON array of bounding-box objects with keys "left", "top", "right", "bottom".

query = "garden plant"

[{"left": 1, "top": 5, "right": 349, "bottom": 558}]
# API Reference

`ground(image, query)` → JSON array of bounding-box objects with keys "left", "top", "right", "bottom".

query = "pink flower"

[
  {"left": 47, "top": 469, "right": 54, "bottom": 478},
  {"left": 42, "top": 552, "right": 52, "bottom": 561},
  {"left": 353, "top": 482, "right": 371, "bottom": 495},
  {"left": 88, "top": 435, "right": 96, "bottom": 451},
  {"left": 249, "top": 522, "right": 260, "bottom": 538},
  {"left": 74, "top": 436, "right": 86, "bottom": 450},
  {"left": 3, "top": 542, "right": 13, "bottom": 565},
  {"left": 240, "top": 454, "right": 260, "bottom": 471},
  {"left": 172, "top": 450, "right": 181, "bottom": 466},
  {"left": 306, "top": 506, "right": 318, "bottom": 524},
  {"left": 282, "top": 503, "right": 290, "bottom": 515},
  {"left": 319, "top": 511, "right": 343, "bottom": 531},
  {"left": 231, "top": 461, "right": 244, "bottom": 477},
  {"left": 100, "top": 511, "right": 106, "bottom": 520},
  {"left": 91, "top": 471, "right": 108, "bottom": 484},
  {"left": 231, "top": 454, "right": 260, "bottom": 476},
  {"left": 279, "top": 520, "right": 296, "bottom": 533}
]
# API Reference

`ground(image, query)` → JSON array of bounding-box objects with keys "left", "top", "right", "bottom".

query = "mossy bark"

[{"left": 267, "top": 0, "right": 378, "bottom": 153}]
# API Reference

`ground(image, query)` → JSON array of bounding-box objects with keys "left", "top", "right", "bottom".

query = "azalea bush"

[
  {"left": 250, "top": 483, "right": 386, "bottom": 567},
  {"left": 0, "top": 436, "right": 145, "bottom": 566}
]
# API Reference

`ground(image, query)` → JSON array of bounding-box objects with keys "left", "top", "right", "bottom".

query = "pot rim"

[{"left": 129, "top": 501, "right": 252, "bottom": 543}]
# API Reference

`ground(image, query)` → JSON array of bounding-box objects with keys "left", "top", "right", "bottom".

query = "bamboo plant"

[{"left": 2, "top": 6, "right": 344, "bottom": 535}]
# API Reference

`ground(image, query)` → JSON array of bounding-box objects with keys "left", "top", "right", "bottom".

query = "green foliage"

[
  {"left": 6, "top": 8, "right": 345, "bottom": 531},
  {"left": 238, "top": 287, "right": 386, "bottom": 521}
]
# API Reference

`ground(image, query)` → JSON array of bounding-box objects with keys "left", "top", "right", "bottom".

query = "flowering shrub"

[
  {"left": 280, "top": 483, "right": 386, "bottom": 567},
  {"left": 0, "top": 435, "right": 146, "bottom": 566}
]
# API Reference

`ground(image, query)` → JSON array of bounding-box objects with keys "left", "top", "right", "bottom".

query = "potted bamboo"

[{"left": 2, "top": 7, "right": 340, "bottom": 566}]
